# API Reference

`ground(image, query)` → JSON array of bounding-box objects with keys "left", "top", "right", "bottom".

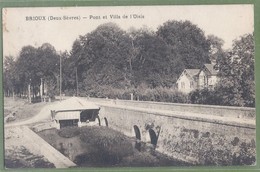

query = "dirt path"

[
  {"left": 5, "top": 97, "right": 94, "bottom": 127},
  {"left": 5, "top": 101, "right": 59, "bottom": 127},
  {"left": 4, "top": 98, "right": 80, "bottom": 168}
]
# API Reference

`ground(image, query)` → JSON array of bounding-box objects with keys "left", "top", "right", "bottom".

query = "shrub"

[
  {"left": 80, "top": 84, "right": 189, "bottom": 104},
  {"left": 58, "top": 126, "right": 80, "bottom": 138},
  {"left": 79, "top": 126, "right": 134, "bottom": 164},
  {"left": 136, "top": 87, "right": 189, "bottom": 103},
  {"left": 189, "top": 88, "right": 221, "bottom": 105}
]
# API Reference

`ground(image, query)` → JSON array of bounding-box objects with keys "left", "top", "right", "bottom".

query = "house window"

[
  {"left": 181, "top": 82, "right": 185, "bottom": 89},
  {"left": 203, "top": 76, "right": 207, "bottom": 87},
  {"left": 190, "top": 81, "right": 194, "bottom": 88}
]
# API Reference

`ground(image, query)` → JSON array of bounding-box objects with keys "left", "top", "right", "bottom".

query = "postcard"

[{"left": 2, "top": 5, "right": 256, "bottom": 169}]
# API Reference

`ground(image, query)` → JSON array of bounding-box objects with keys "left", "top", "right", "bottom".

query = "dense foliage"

[
  {"left": 3, "top": 21, "right": 254, "bottom": 107},
  {"left": 4, "top": 43, "right": 59, "bottom": 98},
  {"left": 77, "top": 126, "right": 134, "bottom": 165},
  {"left": 189, "top": 34, "right": 255, "bottom": 107}
]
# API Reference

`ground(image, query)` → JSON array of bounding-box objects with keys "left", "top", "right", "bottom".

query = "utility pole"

[
  {"left": 40, "top": 78, "right": 43, "bottom": 102},
  {"left": 76, "top": 67, "right": 79, "bottom": 97},
  {"left": 12, "top": 88, "right": 14, "bottom": 100},
  {"left": 59, "top": 54, "right": 62, "bottom": 101},
  {"left": 28, "top": 78, "right": 31, "bottom": 103}
]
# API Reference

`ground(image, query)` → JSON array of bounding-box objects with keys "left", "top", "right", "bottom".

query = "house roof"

[
  {"left": 185, "top": 69, "right": 200, "bottom": 78},
  {"left": 177, "top": 69, "right": 199, "bottom": 82},
  {"left": 203, "top": 64, "right": 218, "bottom": 75},
  {"left": 177, "top": 64, "right": 218, "bottom": 83}
]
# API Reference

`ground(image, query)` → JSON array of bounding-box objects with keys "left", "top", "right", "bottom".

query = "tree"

[
  {"left": 37, "top": 43, "right": 60, "bottom": 96},
  {"left": 157, "top": 20, "right": 211, "bottom": 70},
  {"left": 127, "top": 26, "right": 153, "bottom": 72},
  {"left": 66, "top": 21, "right": 213, "bottom": 96},
  {"left": 69, "top": 38, "right": 84, "bottom": 81},
  {"left": 207, "top": 35, "right": 225, "bottom": 64},
  {"left": 15, "top": 45, "right": 39, "bottom": 97},
  {"left": 3, "top": 56, "right": 16, "bottom": 97},
  {"left": 129, "top": 28, "right": 174, "bottom": 88},
  {"left": 10, "top": 43, "right": 60, "bottom": 99},
  {"left": 232, "top": 34, "right": 254, "bottom": 107},
  {"left": 72, "top": 23, "right": 133, "bottom": 95},
  {"left": 37, "top": 43, "right": 59, "bottom": 77},
  {"left": 61, "top": 51, "right": 78, "bottom": 95},
  {"left": 215, "top": 34, "right": 254, "bottom": 107}
]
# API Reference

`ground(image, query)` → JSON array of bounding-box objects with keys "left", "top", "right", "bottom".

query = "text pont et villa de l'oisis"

[{"left": 25, "top": 14, "right": 145, "bottom": 21}]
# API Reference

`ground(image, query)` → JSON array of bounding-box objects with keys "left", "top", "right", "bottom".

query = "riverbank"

[{"left": 37, "top": 126, "right": 192, "bottom": 167}]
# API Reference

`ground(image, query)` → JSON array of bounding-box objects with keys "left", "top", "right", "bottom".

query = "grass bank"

[{"left": 37, "top": 126, "right": 191, "bottom": 167}]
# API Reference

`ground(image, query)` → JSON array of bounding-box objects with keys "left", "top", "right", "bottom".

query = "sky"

[{"left": 3, "top": 5, "right": 254, "bottom": 58}]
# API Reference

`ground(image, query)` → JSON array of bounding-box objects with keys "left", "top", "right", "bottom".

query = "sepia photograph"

[{"left": 2, "top": 5, "right": 256, "bottom": 169}]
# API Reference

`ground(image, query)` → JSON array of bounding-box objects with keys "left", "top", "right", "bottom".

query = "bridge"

[
  {"left": 87, "top": 98, "right": 256, "bottom": 165},
  {"left": 6, "top": 96, "right": 255, "bottom": 166}
]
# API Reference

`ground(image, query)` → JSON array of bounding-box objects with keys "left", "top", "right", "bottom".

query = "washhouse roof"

[{"left": 52, "top": 97, "right": 100, "bottom": 112}]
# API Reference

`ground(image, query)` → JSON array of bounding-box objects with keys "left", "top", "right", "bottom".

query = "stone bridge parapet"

[{"left": 87, "top": 97, "right": 255, "bottom": 120}]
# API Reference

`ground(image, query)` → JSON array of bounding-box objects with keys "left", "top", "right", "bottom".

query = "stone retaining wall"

[{"left": 96, "top": 102, "right": 256, "bottom": 165}]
